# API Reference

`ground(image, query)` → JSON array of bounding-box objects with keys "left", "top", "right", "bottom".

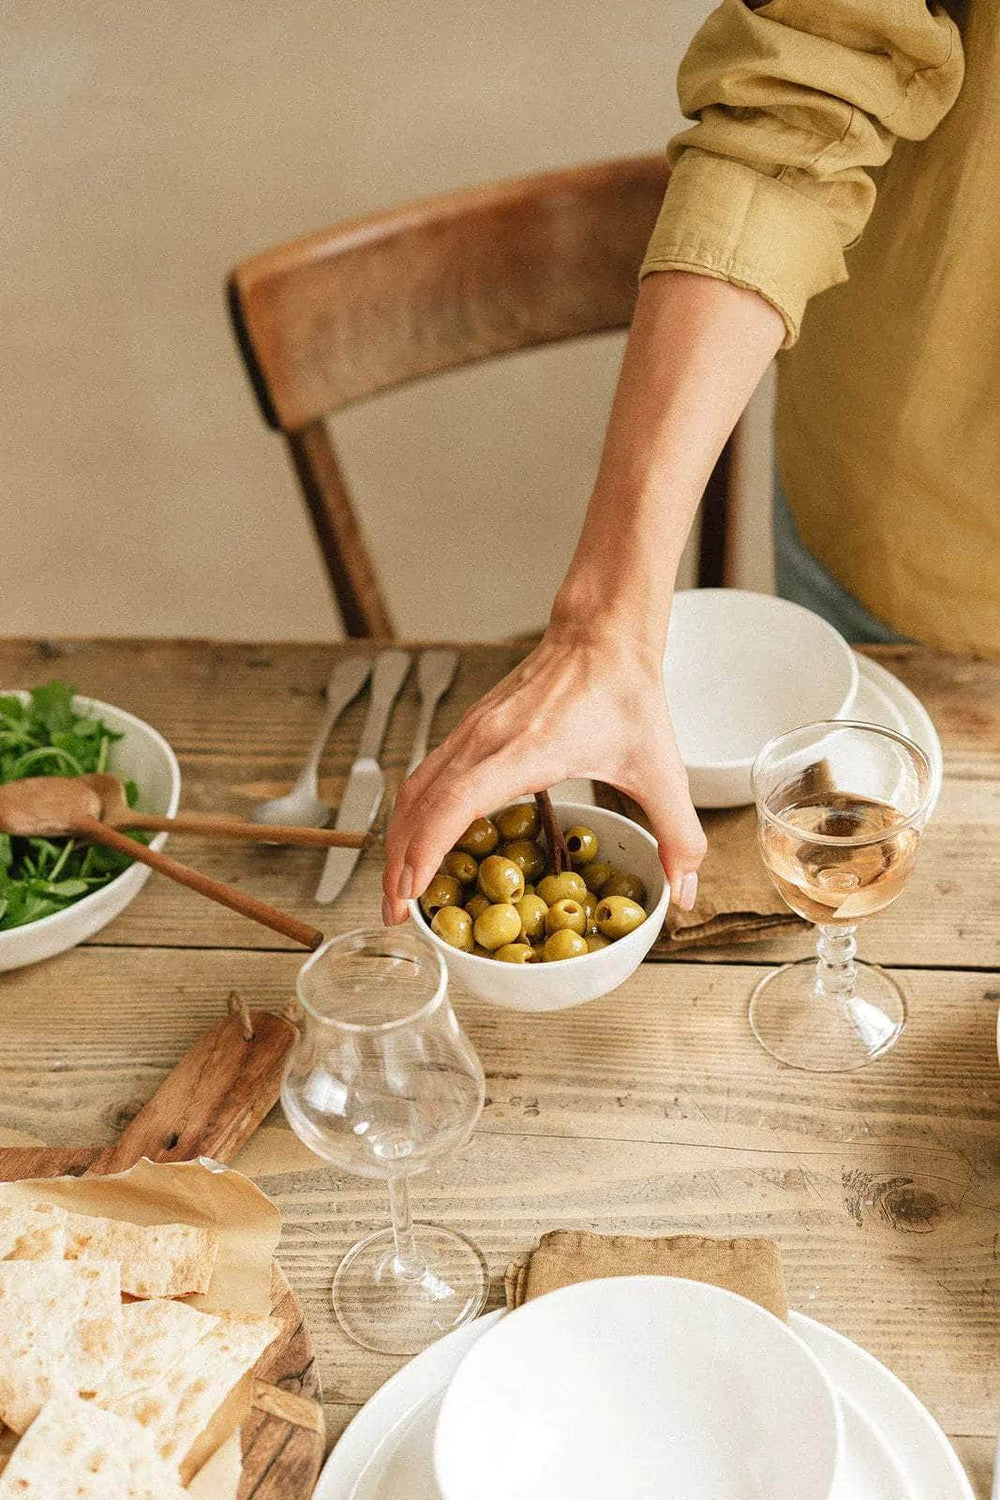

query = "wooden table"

[{"left": 2, "top": 638, "right": 998, "bottom": 1495}]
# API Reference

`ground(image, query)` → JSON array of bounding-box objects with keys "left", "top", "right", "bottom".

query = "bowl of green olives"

[{"left": 409, "top": 801, "right": 669, "bottom": 1012}]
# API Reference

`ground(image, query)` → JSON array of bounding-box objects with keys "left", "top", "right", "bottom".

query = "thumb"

[{"left": 628, "top": 757, "right": 706, "bottom": 913}]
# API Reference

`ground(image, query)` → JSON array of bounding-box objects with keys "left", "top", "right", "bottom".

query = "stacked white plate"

[{"left": 317, "top": 1297, "right": 973, "bottom": 1500}]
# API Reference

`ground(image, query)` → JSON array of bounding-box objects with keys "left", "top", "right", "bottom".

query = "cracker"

[
  {"left": 0, "top": 1394, "right": 188, "bottom": 1499},
  {"left": 104, "top": 1312, "right": 280, "bottom": 1463},
  {"left": 0, "top": 1261, "right": 122, "bottom": 1433},
  {"left": 98, "top": 1298, "right": 220, "bottom": 1399},
  {"left": 64, "top": 1211, "right": 219, "bottom": 1298},
  {"left": 0, "top": 1204, "right": 67, "bottom": 1261}
]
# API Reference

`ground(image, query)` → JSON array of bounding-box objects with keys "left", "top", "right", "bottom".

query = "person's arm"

[{"left": 382, "top": 269, "right": 783, "bottom": 924}]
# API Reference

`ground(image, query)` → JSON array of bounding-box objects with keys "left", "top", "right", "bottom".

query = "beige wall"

[{"left": 5, "top": 0, "right": 724, "bottom": 643}]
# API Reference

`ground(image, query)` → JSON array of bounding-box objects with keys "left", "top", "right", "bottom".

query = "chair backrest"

[{"left": 227, "top": 155, "right": 731, "bottom": 636}]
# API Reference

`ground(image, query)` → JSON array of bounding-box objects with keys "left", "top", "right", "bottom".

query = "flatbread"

[
  {"left": 0, "top": 1261, "right": 122, "bottom": 1433},
  {"left": 64, "top": 1210, "right": 219, "bottom": 1298},
  {"left": 97, "top": 1298, "right": 220, "bottom": 1399},
  {"left": 0, "top": 1204, "right": 67, "bottom": 1261},
  {"left": 0, "top": 1426, "right": 16, "bottom": 1476},
  {"left": 103, "top": 1313, "right": 280, "bottom": 1463},
  {"left": 0, "top": 1394, "right": 188, "bottom": 1499}
]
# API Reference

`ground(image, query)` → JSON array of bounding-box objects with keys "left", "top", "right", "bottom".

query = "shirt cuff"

[{"left": 639, "top": 150, "right": 849, "bottom": 348}]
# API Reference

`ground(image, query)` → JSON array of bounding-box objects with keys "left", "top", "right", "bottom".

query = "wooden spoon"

[
  {"left": 75, "top": 774, "right": 366, "bottom": 849},
  {"left": 0, "top": 776, "right": 325, "bottom": 949},
  {"left": 534, "top": 789, "right": 572, "bottom": 875}
]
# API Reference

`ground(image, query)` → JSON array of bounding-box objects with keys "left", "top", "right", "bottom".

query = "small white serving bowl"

[
  {"left": 434, "top": 1276, "right": 842, "bottom": 1500},
  {"left": 664, "top": 590, "right": 859, "bottom": 809},
  {"left": 408, "top": 801, "right": 668, "bottom": 1013},
  {"left": 0, "top": 693, "right": 181, "bottom": 972}
]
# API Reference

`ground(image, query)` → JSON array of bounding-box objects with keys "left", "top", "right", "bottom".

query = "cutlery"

[
  {"left": 314, "top": 650, "right": 411, "bottom": 904},
  {"left": 405, "top": 649, "right": 459, "bottom": 776},
  {"left": 0, "top": 774, "right": 365, "bottom": 850},
  {"left": 251, "top": 656, "right": 372, "bottom": 829}
]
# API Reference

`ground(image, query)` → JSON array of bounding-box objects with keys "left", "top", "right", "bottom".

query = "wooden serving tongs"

[{"left": 0, "top": 773, "right": 369, "bottom": 949}]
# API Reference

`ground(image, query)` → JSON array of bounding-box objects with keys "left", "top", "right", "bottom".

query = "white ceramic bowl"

[
  {"left": 0, "top": 693, "right": 181, "bottom": 972},
  {"left": 664, "top": 590, "right": 859, "bottom": 809},
  {"left": 434, "top": 1276, "right": 842, "bottom": 1500},
  {"left": 408, "top": 801, "right": 668, "bottom": 1013}
]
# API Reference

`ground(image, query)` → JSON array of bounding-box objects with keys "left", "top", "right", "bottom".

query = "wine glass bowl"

[
  {"left": 281, "top": 929, "right": 489, "bottom": 1354},
  {"left": 750, "top": 722, "right": 935, "bottom": 1073}
]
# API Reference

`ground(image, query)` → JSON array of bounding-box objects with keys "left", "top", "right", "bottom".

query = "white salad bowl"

[
  {"left": 434, "top": 1276, "right": 843, "bottom": 1500},
  {"left": 409, "top": 801, "right": 668, "bottom": 1013},
  {"left": 664, "top": 589, "right": 859, "bottom": 809},
  {"left": 0, "top": 693, "right": 181, "bottom": 972}
]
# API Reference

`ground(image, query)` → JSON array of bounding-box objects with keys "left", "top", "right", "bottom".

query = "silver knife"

[
  {"left": 406, "top": 649, "right": 459, "bottom": 776},
  {"left": 314, "top": 649, "right": 412, "bottom": 903}
]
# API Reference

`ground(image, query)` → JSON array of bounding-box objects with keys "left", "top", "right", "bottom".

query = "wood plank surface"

[
  {"left": 0, "top": 638, "right": 997, "bottom": 969},
  {"left": 1, "top": 637, "right": 997, "bottom": 1496}
]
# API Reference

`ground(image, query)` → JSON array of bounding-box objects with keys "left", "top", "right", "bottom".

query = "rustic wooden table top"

[{"left": 2, "top": 638, "right": 998, "bottom": 1495}]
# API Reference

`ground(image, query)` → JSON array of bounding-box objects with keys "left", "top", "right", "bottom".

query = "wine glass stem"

[
  {"left": 815, "top": 923, "right": 858, "bottom": 1002},
  {"left": 387, "top": 1176, "right": 426, "bottom": 1280}
]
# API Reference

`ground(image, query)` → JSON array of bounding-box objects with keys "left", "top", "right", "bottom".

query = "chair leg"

[{"left": 286, "top": 423, "right": 395, "bottom": 638}]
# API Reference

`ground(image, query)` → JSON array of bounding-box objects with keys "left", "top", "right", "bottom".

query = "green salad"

[{"left": 0, "top": 681, "right": 146, "bottom": 931}]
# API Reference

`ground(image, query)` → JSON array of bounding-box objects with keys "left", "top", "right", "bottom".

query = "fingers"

[{"left": 386, "top": 746, "right": 552, "bottom": 924}]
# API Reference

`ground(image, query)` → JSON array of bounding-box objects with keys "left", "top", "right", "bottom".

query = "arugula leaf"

[{"left": 0, "top": 681, "right": 145, "bottom": 932}]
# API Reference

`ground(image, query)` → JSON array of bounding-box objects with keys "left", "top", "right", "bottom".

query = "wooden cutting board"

[{"left": 0, "top": 1009, "right": 325, "bottom": 1500}]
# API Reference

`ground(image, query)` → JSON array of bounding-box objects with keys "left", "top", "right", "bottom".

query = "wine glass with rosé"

[{"left": 750, "top": 721, "right": 935, "bottom": 1073}]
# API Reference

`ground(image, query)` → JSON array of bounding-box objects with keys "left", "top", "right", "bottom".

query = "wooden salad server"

[{"left": 0, "top": 776, "right": 327, "bottom": 950}]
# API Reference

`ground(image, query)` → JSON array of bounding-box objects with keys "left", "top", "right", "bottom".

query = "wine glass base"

[
  {"left": 749, "top": 959, "right": 906, "bottom": 1072},
  {"left": 332, "top": 1223, "right": 490, "bottom": 1356}
]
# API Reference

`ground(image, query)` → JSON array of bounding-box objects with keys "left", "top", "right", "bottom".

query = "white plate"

[
  {"left": 855, "top": 655, "right": 943, "bottom": 805},
  {"left": 315, "top": 1308, "right": 972, "bottom": 1500}
]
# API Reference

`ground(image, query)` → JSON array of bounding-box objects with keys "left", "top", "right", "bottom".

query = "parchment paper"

[{"left": 0, "top": 1158, "right": 282, "bottom": 1497}]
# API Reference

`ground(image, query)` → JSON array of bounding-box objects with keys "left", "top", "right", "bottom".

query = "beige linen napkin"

[{"left": 505, "top": 1230, "right": 788, "bottom": 1321}]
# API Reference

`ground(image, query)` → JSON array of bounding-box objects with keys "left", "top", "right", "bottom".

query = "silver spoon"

[
  {"left": 251, "top": 657, "right": 372, "bottom": 828},
  {"left": 406, "top": 649, "right": 459, "bottom": 776}
]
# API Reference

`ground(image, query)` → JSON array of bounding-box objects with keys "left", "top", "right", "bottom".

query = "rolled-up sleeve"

[{"left": 641, "top": 0, "right": 964, "bottom": 345}]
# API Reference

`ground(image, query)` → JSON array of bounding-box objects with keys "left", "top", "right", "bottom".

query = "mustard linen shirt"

[{"left": 641, "top": 0, "right": 999, "bottom": 654}]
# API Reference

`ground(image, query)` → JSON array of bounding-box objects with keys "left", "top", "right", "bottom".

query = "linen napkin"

[
  {"left": 593, "top": 787, "right": 808, "bottom": 951},
  {"left": 505, "top": 1230, "right": 788, "bottom": 1321}
]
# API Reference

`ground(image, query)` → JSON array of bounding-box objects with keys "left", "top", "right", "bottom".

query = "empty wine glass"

[
  {"left": 281, "top": 927, "right": 489, "bottom": 1355},
  {"left": 751, "top": 721, "right": 935, "bottom": 1073}
]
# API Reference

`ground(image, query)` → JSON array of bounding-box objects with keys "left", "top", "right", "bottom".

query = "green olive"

[
  {"left": 464, "top": 894, "right": 491, "bottom": 923},
  {"left": 564, "top": 825, "right": 599, "bottom": 867},
  {"left": 581, "top": 893, "right": 599, "bottom": 935},
  {"left": 580, "top": 861, "right": 614, "bottom": 894},
  {"left": 474, "top": 902, "right": 522, "bottom": 951},
  {"left": 493, "top": 943, "right": 538, "bottom": 964},
  {"left": 496, "top": 803, "right": 541, "bottom": 841},
  {"left": 602, "top": 871, "right": 647, "bottom": 905},
  {"left": 440, "top": 850, "right": 479, "bottom": 885},
  {"left": 500, "top": 839, "right": 547, "bottom": 883},
  {"left": 595, "top": 895, "right": 647, "bottom": 940},
  {"left": 514, "top": 893, "right": 549, "bottom": 942},
  {"left": 456, "top": 817, "right": 500, "bottom": 858},
  {"left": 537, "top": 872, "right": 587, "bottom": 905},
  {"left": 522, "top": 883, "right": 536, "bottom": 898},
  {"left": 541, "top": 929, "right": 589, "bottom": 962},
  {"left": 431, "top": 906, "right": 474, "bottom": 952},
  {"left": 585, "top": 933, "right": 612, "bottom": 952},
  {"left": 478, "top": 854, "right": 525, "bottom": 903},
  {"left": 419, "top": 873, "right": 463, "bottom": 920},
  {"left": 544, "top": 898, "right": 587, "bottom": 936}
]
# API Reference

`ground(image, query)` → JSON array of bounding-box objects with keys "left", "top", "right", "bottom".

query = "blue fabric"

[{"left": 772, "top": 477, "right": 909, "bottom": 646}]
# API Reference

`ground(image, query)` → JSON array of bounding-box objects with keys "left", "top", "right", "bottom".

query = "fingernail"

[
  {"left": 381, "top": 896, "right": 394, "bottom": 927},
  {"left": 677, "top": 872, "right": 698, "bottom": 912},
  {"left": 399, "top": 864, "right": 414, "bottom": 901}
]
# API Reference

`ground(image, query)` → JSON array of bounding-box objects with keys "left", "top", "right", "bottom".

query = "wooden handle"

[
  {"left": 84, "top": 1010, "right": 297, "bottom": 1176},
  {"left": 76, "top": 817, "right": 324, "bottom": 950},
  {"left": 535, "top": 790, "right": 571, "bottom": 875},
  {"left": 119, "top": 812, "right": 365, "bottom": 849}
]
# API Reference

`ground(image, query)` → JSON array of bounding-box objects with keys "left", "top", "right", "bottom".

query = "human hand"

[{"left": 382, "top": 625, "right": 706, "bottom": 924}]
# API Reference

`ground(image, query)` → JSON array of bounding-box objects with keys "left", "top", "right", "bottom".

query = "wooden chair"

[{"left": 227, "top": 154, "right": 733, "bottom": 638}]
